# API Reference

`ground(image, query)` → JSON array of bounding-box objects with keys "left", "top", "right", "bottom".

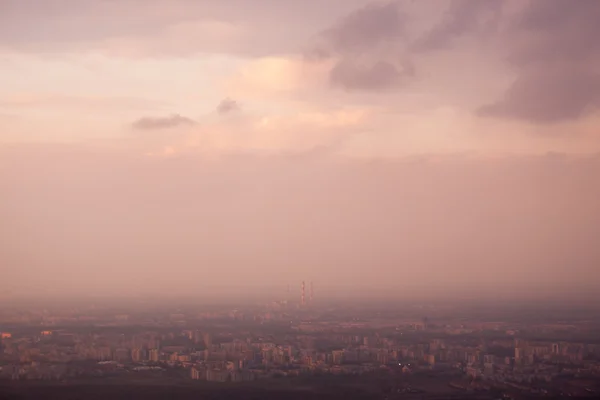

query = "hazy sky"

[{"left": 2, "top": 0, "right": 600, "bottom": 299}]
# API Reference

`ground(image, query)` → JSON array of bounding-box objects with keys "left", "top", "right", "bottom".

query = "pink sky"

[{"left": 1, "top": 1, "right": 599, "bottom": 299}]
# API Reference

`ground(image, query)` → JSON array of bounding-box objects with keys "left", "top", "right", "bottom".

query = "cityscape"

[
  {"left": 3, "top": 0, "right": 600, "bottom": 399},
  {"left": 1, "top": 285, "right": 600, "bottom": 399}
]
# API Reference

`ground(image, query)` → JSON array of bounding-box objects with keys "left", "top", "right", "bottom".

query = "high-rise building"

[
  {"left": 483, "top": 354, "right": 495, "bottom": 364},
  {"left": 131, "top": 348, "right": 143, "bottom": 362},
  {"left": 332, "top": 350, "right": 344, "bottom": 365},
  {"left": 113, "top": 348, "right": 130, "bottom": 362},
  {"left": 191, "top": 367, "right": 203, "bottom": 380},
  {"left": 203, "top": 333, "right": 212, "bottom": 349},
  {"left": 206, "top": 369, "right": 229, "bottom": 382},
  {"left": 149, "top": 348, "right": 159, "bottom": 362},
  {"left": 515, "top": 347, "right": 524, "bottom": 361}
]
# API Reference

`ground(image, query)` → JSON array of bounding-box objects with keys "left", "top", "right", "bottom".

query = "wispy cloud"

[
  {"left": 131, "top": 114, "right": 196, "bottom": 130},
  {"left": 216, "top": 97, "right": 240, "bottom": 115}
]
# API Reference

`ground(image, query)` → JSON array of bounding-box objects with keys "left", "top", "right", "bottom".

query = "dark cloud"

[
  {"left": 508, "top": 0, "right": 600, "bottom": 67},
  {"left": 312, "top": 1, "right": 411, "bottom": 92},
  {"left": 216, "top": 98, "right": 240, "bottom": 115},
  {"left": 322, "top": 1, "right": 404, "bottom": 53},
  {"left": 480, "top": 0, "right": 600, "bottom": 123},
  {"left": 478, "top": 67, "right": 600, "bottom": 123},
  {"left": 329, "top": 60, "right": 405, "bottom": 91},
  {"left": 412, "top": 0, "right": 502, "bottom": 52},
  {"left": 131, "top": 114, "right": 195, "bottom": 130},
  {"left": 403, "top": 0, "right": 600, "bottom": 123}
]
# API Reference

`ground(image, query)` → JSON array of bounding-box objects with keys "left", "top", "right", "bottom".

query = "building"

[
  {"left": 131, "top": 348, "right": 144, "bottom": 362},
  {"left": 203, "top": 333, "right": 211, "bottom": 349},
  {"left": 515, "top": 347, "right": 525, "bottom": 362},
  {"left": 332, "top": 350, "right": 344, "bottom": 365},
  {"left": 149, "top": 349, "right": 159, "bottom": 362},
  {"left": 191, "top": 367, "right": 204, "bottom": 380},
  {"left": 206, "top": 369, "right": 229, "bottom": 382},
  {"left": 113, "top": 348, "right": 130, "bottom": 362},
  {"left": 483, "top": 354, "right": 495, "bottom": 364},
  {"left": 483, "top": 363, "right": 495, "bottom": 376}
]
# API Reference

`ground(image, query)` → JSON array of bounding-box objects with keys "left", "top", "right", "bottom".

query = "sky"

[{"left": 1, "top": 0, "right": 600, "bottom": 300}]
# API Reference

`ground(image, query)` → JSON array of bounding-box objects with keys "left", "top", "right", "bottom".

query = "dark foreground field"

[
  {"left": 0, "top": 383, "right": 595, "bottom": 400},
  {"left": 0, "top": 374, "right": 596, "bottom": 400},
  {"left": 0, "top": 384, "right": 370, "bottom": 400},
  {"left": 0, "top": 377, "right": 478, "bottom": 400}
]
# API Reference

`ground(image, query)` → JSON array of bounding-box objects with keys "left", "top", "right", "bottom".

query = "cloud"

[
  {"left": 478, "top": 67, "right": 600, "bottom": 123},
  {"left": 224, "top": 56, "right": 331, "bottom": 99},
  {"left": 0, "top": 0, "right": 374, "bottom": 58},
  {"left": 329, "top": 60, "right": 405, "bottom": 91},
  {"left": 322, "top": 1, "right": 404, "bottom": 53},
  {"left": 4, "top": 0, "right": 600, "bottom": 132},
  {"left": 131, "top": 114, "right": 195, "bottom": 130},
  {"left": 216, "top": 97, "right": 240, "bottom": 115},
  {"left": 507, "top": 0, "right": 600, "bottom": 67},
  {"left": 395, "top": 0, "right": 600, "bottom": 124},
  {"left": 479, "top": 0, "right": 600, "bottom": 123},
  {"left": 412, "top": 0, "right": 502, "bottom": 52},
  {"left": 310, "top": 1, "right": 413, "bottom": 92}
]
